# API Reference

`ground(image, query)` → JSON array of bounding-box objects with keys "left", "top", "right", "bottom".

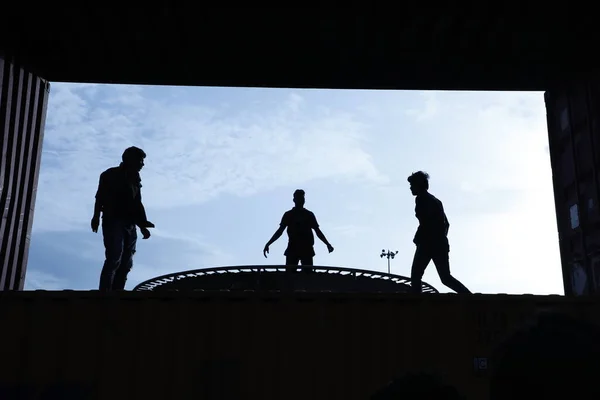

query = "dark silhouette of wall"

[
  {"left": 0, "top": 55, "right": 50, "bottom": 290},
  {"left": 4, "top": 291, "right": 596, "bottom": 399},
  {"left": 546, "top": 84, "right": 600, "bottom": 296},
  {"left": 490, "top": 312, "right": 600, "bottom": 399}
]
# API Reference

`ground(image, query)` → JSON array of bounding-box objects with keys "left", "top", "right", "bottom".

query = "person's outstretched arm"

[
  {"left": 315, "top": 228, "right": 334, "bottom": 252},
  {"left": 312, "top": 214, "right": 334, "bottom": 253},
  {"left": 264, "top": 213, "right": 287, "bottom": 257}
]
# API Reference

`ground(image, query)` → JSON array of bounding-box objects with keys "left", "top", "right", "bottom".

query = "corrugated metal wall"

[
  {"left": 0, "top": 55, "right": 50, "bottom": 291},
  {"left": 546, "top": 84, "right": 600, "bottom": 296},
  {"left": 0, "top": 291, "right": 594, "bottom": 400}
]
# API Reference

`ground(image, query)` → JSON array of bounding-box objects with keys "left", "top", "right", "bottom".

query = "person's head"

[
  {"left": 293, "top": 189, "right": 305, "bottom": 208},
  {"left": 490, "top": 312, "right": 600, "bottom": 400},
  {"left": 370, "top": 372, "right": 465, "bottom": 400},
  {"left": 121, "top": 146, "right": 146, "bottom": 172},
  {"left": 407, "top": 171, "right": 429, "bottom": 196}
]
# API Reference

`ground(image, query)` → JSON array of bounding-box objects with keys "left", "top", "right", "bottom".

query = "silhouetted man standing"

[
  {"left": 408, "top": 171, "right": 471, "bottom": 294},
  {"left": 91, "top": 146, "right": 155, "bottom": 291},
  {"left": 263, "top": 189, "right": 334, "bottom": 272}
]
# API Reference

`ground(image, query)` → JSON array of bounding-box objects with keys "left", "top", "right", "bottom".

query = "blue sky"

[{"left": 24, "top": 84, "right": 563, "bottom": 295}]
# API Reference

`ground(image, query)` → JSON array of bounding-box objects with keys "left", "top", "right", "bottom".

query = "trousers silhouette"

[
  {"left": 410, "top": 245, "right": 471, "bottom": 294},
  {"left": 99, "top": 219, "right": 137, "bottom": 291},
  {"left": 285, "top": 254, "right": 313, "bottom": 273}
]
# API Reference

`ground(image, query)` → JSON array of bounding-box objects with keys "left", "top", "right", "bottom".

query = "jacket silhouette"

[
  {"left": 408, "top": 171, "right": 471, "bottom": 294},
  {"left": 91, "top": 146, "right": 155, "bottom": 291}
]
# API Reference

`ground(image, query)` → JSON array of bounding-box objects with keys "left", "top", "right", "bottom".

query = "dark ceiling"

[{"left": 1, "top": 7, "right": 597, "bottom": 91}]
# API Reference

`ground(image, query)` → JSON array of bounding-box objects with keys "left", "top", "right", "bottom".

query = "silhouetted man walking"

[
  {"left": 408, "top": 171, "right": 471, "bottom": 294},
  {"left": 91, "top": 146, "right": 155, "bottom": 291},
  {"left": 263, "top": 189, "right": 334, "bottom": 272}
]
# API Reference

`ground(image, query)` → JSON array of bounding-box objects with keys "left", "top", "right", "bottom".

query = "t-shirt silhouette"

[
  {"left": 96, "top": 165, "right": 145, "bottom": 225},
  {"left": 280, "top": 207, "right": 319, "bottom": 257},
  {"left": 414, "top": 192, "right": 450, "bottom": 250}
]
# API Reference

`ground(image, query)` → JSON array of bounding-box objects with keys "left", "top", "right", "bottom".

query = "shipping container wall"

[
  {"left": 0, "top": 55, "right": 50, "bottom": 290},
  {"left": 545, "top": 84, "right": 600, "bottom": 296},
  {"left": 0, "top": 291, "right": 596, "bottom": 400}
]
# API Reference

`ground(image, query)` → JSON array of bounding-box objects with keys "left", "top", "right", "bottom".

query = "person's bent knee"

[{"left": 439, "top": 273, "right": 453, "bottom": 284}]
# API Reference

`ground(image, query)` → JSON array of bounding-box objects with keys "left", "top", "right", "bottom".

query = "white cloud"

[
  {"left": 329, "top": 224, "right": 370, "bottom": 239},
  {"left": 29, "top": 87, "right": 564, "bottom": 295},
  {"left": 123, "top": 228, "right": 237, "bottom": 288},
  {"left": 35, "top": 84, "right": 387, "bottom": 233},
  {"left": 25, "top": 269, "right": 69, "bottom": 290},
  {"left": 25, "top": 225, "right": 237, "bottom": 290},
  {"left": 396, "top": 91, "right": 563, "bottom": 294},
  {"left": 405, "top": 91, "right": 439, "bottom": 121},
  {"left": 150, "top": 228, "right": 236, "bottom": 265},
  {"left": 398, "top": 91, "right": 549, "bottom": 199}
]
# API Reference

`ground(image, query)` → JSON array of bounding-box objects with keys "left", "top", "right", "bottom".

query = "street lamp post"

[{"left": 380, "top": 249, "right": 399, "bottom": 274}]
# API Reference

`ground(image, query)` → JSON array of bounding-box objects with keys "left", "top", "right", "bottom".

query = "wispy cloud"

[
  {"left": 36, "top": 84, "right": 387, "bottom": 233},
  {"left": 25, "top": 269, "right": 69, "bottom": 290},
  {"left": 26, "top": 226, "right": 236, "bottom": 290},
  {"left": 28, "top": 86, "right": 564, "bottom": 295},
  {"left": 405, "top": 91, "right": 439, "bottom": 121},
  {"left": 330, "top": 224, "right": 370, "bottom": 239},
  {"left": 125, "top": 228, "right": 237, "bottom": 287}
]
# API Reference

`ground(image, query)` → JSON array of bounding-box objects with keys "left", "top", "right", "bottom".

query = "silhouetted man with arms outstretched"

[
  {"left": 91, "top": 146, "right": 155, "bottom": 291},
  {"left": 408, "top": 171, "right": 471, "bottom": 294},
  {"left": 263, "top": 189, "right": 334, "bottom": 272}
]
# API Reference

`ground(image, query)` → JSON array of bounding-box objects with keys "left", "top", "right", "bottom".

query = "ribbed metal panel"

[
  {"left": 0, "top": 291, "right": 591, "bottom": 400},
  {"left": 0, "top": 55, "right": 50, "bottom": 291},
  {"left": 546, "top": 83, "right": 600, "bottom": 296}
]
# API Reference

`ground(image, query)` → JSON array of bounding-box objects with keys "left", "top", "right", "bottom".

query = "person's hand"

[
  {"left": 144, "top": 221, "right": 155, "bottom": 228},
  {"left": 263, "top": 245, "right": 269, "bottom": 258},
  {"left": 91, "top": 216, "right": 100, "bottom": 233},
  {"left": 140, "top": 227, "right": 151, "bottom": 239},
  {"left": 327, "top": 244, "right": 334, "bottom": 253}
]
